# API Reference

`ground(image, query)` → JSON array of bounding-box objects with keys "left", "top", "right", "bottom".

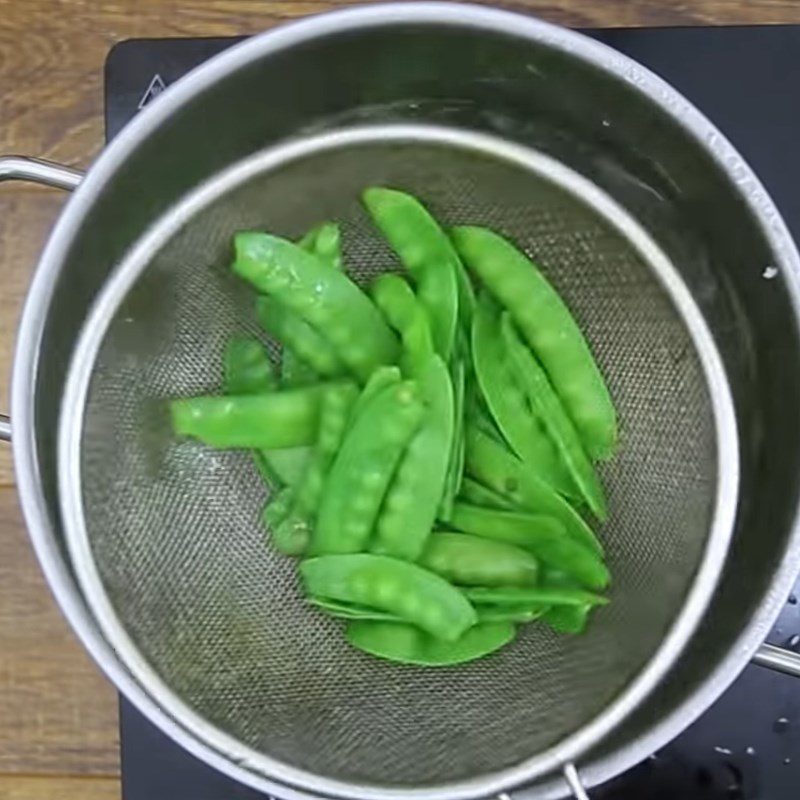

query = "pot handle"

[{"left": 0, "top": 156, "right": 83, "bottom": 443}]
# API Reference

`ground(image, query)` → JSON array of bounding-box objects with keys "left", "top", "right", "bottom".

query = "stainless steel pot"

[{"left": 3, "top": 4, "right": 800, "bottom": 799}]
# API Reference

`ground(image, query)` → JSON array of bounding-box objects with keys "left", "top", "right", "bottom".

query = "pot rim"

[{"left": 11, "top": 3, "right": 800, "bottom": 798}]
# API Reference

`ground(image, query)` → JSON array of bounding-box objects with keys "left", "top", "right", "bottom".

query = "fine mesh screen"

[{"left": 78, "top": 138, "right": 717, "bottom": 786}]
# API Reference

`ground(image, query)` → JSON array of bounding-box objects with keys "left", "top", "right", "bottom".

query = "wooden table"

[{"left": 2, "top": 1, "right": 800, "bottom": 798}]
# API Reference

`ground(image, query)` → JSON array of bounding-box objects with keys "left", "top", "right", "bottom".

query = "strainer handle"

[
  {"left": 0, "top": 156, "right": 83, "bottom": 442},
  {"left": 753, "top": 642, "right": 800, "bottom": 677}
]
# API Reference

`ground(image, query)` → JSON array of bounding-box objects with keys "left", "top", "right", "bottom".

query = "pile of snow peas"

[{"left": 170, "top": 188, "right": 617, "bottom": 667}]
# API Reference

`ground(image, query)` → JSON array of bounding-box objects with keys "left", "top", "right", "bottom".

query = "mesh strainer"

[{"left": 58, "top": 124, "right": 738, "bottom": 799}]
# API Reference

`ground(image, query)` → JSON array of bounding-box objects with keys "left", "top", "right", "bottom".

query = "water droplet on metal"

[
  {"left": 763, "top": 265, "right": 779, "bottom": 279},
  {"left": 746, "top": 746, "right": 756, "bottom": 755},
  {"left": 786, "top": 634, "right": 800, "bottom": 650},
  {"left": 785, "top": 757, "right": 792, "bottom": 765},
  {"left": 714, "top": 746, "right": 733, "bottom": 755},
  {"left": 774, "top": 717, "right": 790, "bottom": 734},
  {"left": 602, "top": 119, "right": 611, "bottom": 127},
  {"left": 789, "top": 594, "right": 797, "bottom": 605}
]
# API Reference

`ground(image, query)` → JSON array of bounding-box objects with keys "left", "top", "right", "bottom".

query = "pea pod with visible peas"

[
  {"left": 464, "top": 424, "right": 603, "bottom": 556},
  {"left": 312, "top": 381, "right": 424, "bottom": 555},
  {"left": 369, "top": 277, "right": 454, "bottom": 561},
  {"left": 300, "top": 554, "right": 477, "bottom": 641},
  {"left": 452, "top": 226, "right": 617, "bottom": 460},
  {"left": 472, "top": 294, "right": 576, "bottom": 499},
  {"left": 233, "top": 232, "right": 399, "bottom": 381},
  {"left": 363, "top": 187, "right": 460, "bottom": 362},
  {"left": 501, "top": 312, "right": 607, "bottom": 520},
  {"left": 171, "top": 383, "right": 343, "bottom": 449},
  {"left": 256, "top": 296, "right": 346, "bottom": 379},
  {"left": 450, "top": 502, "right": 610, "bottom": 590},
  {"left": 273, "top": 383, "right": 358, "bottom": 555},
  {"left": 419, "top": 532, "right": 539, "bottom": 587},
  {"left": 346, "top": 619, "right": 515, "bottom": 667}
]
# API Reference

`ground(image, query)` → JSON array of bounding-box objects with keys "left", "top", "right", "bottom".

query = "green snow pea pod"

[
  {"left": 543, "top": 604, "right": 593, "bottom": 634},
  {"left": 222, "top": 337, "right": 309, "bottom": 487},
  {"left": 438, "top": 353, "right": 466, "bottom": 522},
  {"left": 346, "top": 620, "right": 514, "bottom": 667},
  {"left": 362, "top": 188, "right": 459, "bottom": 361},
  {"left": 298, "top": 221, "right": 343, "bottom": 271},
  {"left": 274, "top": 383, "right": 358, "bottom": 555},
  {"left": 311, "top": 595, "right": 544, "bottom": 625},
  {"left": 464, "top": 424, "right": 603, "bottom": 556},
  {"left": 452, "top": 226, "right": 617, "bottom": 459},
  {"left": 300, "top": 554, "right": 477, "bottom": 641},
  {"left": 458, "top": 477, "right": 516, "bottom": 511},
  {"left": 256, "top": 296, "right": 346, "bottom": 379},
  {"left": 501, "top": 313, "right": 607, "bottom": 520},
  {"left": 462, "top": 586, "right": 608, "bottom": 607},
  {"left": 171, "top": 384, "right": 342, "bottom": 449},
  {"left": 233, "top": 232, "right": 399, "bottom": 381},
  {"left": 420, "top": 532, "right": 539, "bottom": 587},
  {"left": 370, "top": 273, "right": 434, "bottom": 375},
  {"left": 313, "top": 381, "right": 424, "bottom": 554},
  {"left": 349, "top": 366, "right": 402, "bottom": 426},
  {"left": 369, "top": 279, "right": 454, "bottom": 561},
  {"left": 223, "top": 338, "right": 277, "bottom": 394},
  {"left": 450, "top": 503, "right": 610, "bottom": 590},
  {"left": 472, "top": 294, "right": 575, "bottom": 499}
]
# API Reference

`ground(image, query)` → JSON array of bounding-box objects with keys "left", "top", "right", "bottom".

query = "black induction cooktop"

[{"left": 107, "top": 24, "right": 800, "bottom": 800}]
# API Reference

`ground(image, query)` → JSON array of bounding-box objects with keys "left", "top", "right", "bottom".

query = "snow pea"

[
  {"left": 346, "top": 620, "right": 515, "bottom": 667},
  {"left": 363, "top": 188, "right": 459, "bottom": 362},
  {"left": 310, "top": 596, "right": 543, "bottom": 625},
  {"left": 450, "top": 503, "right": 610, "bottom": 590},
  {"left": 452, "top": 226, "right": 617, "bottom": 460},
  {"left": 233, "top": 232, "right": 399, "bottom": 381},
  {"left": 171, "top": 384, "right": 344, "bottom": 449},
  {"left": 262, "top": 486, "right": 294, "bottom": 536},
  {"left": 274, "top": 384, "right": 358, "bottom": 555},
  {"left": 254, "top": 447, "right": 308, "bottom": 487},
  {"left": 298, "top": 221, "right": 343, "bottom": 271},
  {"left": 312, "top": 381, "right": 424, "bottom": 554},
  {"left": 501, "top": 313, "right": 607, "bottom": 520},
  {"left": 439, "top": 355, "right": 465, "bottom": 521},
  {"left": 462, "top": 586, "right": 608, "bottom": 607},
  {"left": 543, "top": 604, "right": 592, "bottom": 634},
  {"left": 464, "top": 424, "right": 603, "bottom": 556},
  {"left": 223, "top": 338, "right": 277, "bottom": 394},
  {"left": 300, "top": 554, "right": 477, "bottom": 641},
  {"left": 472, "top": 294, "right": 575, "bottom": 498},
  {"left": 369, "top": 278, "right": 454, "bottom": 561},
  {"left": 349, "top": 366, "right": 402, "bottom": 427},
  {"left": 256, "top": 296, "right": 346, "bottom": 379},
  {"left": 419, "top": 532, "right": 539, "bottom": 587},
  {"left": 458, "top": 477, "right": 516, "bottom": 511}
]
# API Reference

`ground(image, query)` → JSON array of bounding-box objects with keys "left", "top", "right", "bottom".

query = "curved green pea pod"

[
  {"left": 362, "top": 188, "right": 459, "bottom": 362},
  {"left": 300, "top": 554, "right": 477, "bottom": 641},
  {"left": 223, "top": 338, "right": 277, "bottom": 394},
  {"left": 346, "top": 619, "right": 514, "bottom": 666},
  {"left": 275, "top": 384, "right": 358, "bottom": 554},
  {"left": 462, "top": 586, "right": 608, "bottom": 607},
  {"left": 472, "top": 294, "right": 575, "bottom": 499},
  {"left": 171, "top": 384, "right": 341, "bottom": 449},
  {"left": 450, "top": 503, "right": 610, "bottom": 590},
  {"left": 452, "top": 226, "right": 617, "bottom": 460},
  {"left": 233, "top": 233, "right": 399, "bottom": 381},
  {"left": 439, "top": 355, "right": 466, "bottom": 521},
  {"left": 298, "top": 221, "right": 343, "bottom": 271},
  {"left": 501, "top": 313, "right": 607, "bottom": 521},
  {"left": 420, "top": 532, "right": 539, "bottom": 587},
  {"left": 458, "top": 477, "right": 516, "bottom": 511},
  {"left": 310, "top": 595, "right": 545, "bottom": 625},
  {"left": 256, "top": 296, "right": 346, "bottom": 379},
  {"left": 464, "top": 424, "right": 603, "bottom": 556},
  {"left": 543, "top": 604, "right": 593, "bottom": 634},
  {"left": 257, "top": 447, "right": 309, "bottom": 487},
  {"left": 313, "top": 381, "right": 424, "bottom": 554}
]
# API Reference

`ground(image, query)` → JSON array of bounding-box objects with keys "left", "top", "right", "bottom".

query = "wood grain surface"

[{"left": 2, "top": 1, "right": 800, "bottom": 797}]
